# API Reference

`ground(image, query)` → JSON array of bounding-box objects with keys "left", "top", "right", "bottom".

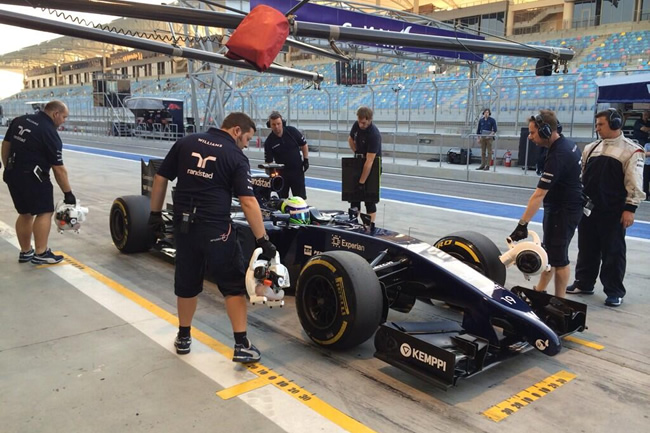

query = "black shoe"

[
  {"left": 31, "top": 248, "right": 63, "bottom": 265},
  {"left": 605, "top": 296, "right": 623, "bottom": 307},
  {"left": 18, "top": 248, "right": 35, "bottom": 263},
  {"left": 476, "top": 166, "right": 485, "bottom": 170},
  {"left": 233, "top": 341, "right": 261, "bottom": 363},
  {"left": 174, "top": 334, "right": 191, "bottom": 354},
  {"left": 566, "top": 284, "right": 594, "bottom": 295}
]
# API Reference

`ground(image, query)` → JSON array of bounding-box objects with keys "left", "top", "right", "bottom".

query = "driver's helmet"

[{"left": 280, "top": 196, "right": 310, "bottom": 225}]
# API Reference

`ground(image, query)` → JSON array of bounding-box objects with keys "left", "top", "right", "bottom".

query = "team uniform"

[
  {"left": 536, "top": 135, "right": 583, "bottom": 267},
  {"left": 349, "top": 121, "right": 382, "bottom": 214},
  {"left": 573, "top": 135, "right": 645, "bottom": 298},
  {"left": 264, "top": 125, "right": 307, "bottom": 199},
  {"left": 3, "top": 111, "right": 63, "bottom": 215},
  {"left": 157, "top": 128, "right": 254, "bottom": 299}
]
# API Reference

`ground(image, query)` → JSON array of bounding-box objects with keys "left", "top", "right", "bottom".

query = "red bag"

[{"left": 225, "top": 5, "right": 289, "bottom": 72}]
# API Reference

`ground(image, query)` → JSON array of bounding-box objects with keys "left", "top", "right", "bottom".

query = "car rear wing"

[{"left": 141, "top": 158, "right": 164, "bottom": 197}]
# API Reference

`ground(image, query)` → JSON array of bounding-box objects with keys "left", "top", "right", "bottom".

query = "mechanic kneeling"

[{"left": 149, "top": 112, "right": 277, "bottom": 363}]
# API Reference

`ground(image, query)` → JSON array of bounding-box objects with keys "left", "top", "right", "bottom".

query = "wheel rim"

[
  {"left": 302, "top": 275, "right": 339, "bottom": 330},
  {"left": 110, "top": 208, "right": 126, "bottom": 242}
]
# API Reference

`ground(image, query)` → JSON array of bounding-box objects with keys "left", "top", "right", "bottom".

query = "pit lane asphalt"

[{"left": 1, "top": 133, "right": 649, "bottom": 433}]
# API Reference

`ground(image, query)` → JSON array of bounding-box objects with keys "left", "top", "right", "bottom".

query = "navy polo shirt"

[
  {"left": 537, "top": 135, "right": 582, "bottom": 208},
  {"left": 157, "top": 127, "right": 254, "bottom": 224},
  {"left": 264, "top": 125, "right": 307, "bottom": 171},
  {"left": 476, "top": 116, "right": 497, "bottom": 135},
  {"left": 349, "top": 121, "right": 382, "bottom": 157},
  {"left": 5, "top": 111, "right": 63, "bottom": 171}
]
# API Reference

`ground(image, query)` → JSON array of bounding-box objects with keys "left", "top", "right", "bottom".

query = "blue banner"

[{"left": 251, "top": 0, "right": 483, "bottom": 60}]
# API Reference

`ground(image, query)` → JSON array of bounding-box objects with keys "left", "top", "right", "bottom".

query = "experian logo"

[
  {"left": 400, "top": 343, "right": 447, "bottom": 372},
  {"left": 330, "top": 234, "right": 365, "bottom": 252}
]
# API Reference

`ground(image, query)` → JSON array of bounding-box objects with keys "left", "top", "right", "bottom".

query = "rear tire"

[
  {"left": 110, "top": 195, "right": 154, "bottom": 253},
  {"left": 434, "top": 231, "right": 506, "bottom": 286},
  {"left": 296, "top": 251, "right": 383, "bottom": 350}
]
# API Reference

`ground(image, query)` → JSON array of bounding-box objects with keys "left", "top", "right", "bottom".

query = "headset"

[
  {"left": 266, "top": 111, "right": 287, "bottom": 128},
  {"left": 606, "top": 108, "right": 622, "bottom": 130},
  {"left": 533, "top": 113, "right": 559, "bottom": 140},
  {"left": 482, "top": 108, "right": 491, "bottom": 116}
]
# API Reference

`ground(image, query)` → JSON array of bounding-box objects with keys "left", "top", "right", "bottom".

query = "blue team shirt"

[
  {"left": 349, "top": 121, "right": 382, "bottom": 157},
  {"left": 476, "top": 116, "right": 497, "bottom": 135},
  {"left": 5, "top": 111, "right": 63, "bottom": 171},
  {"left": 264, "top": 125, "right": 307, "bottom": 171},
  {"left": 157, "top": 127, "right": 254, "bottom": 225},
  {"left": 537, "top": 135, "right": 582, "bottom": 208}
]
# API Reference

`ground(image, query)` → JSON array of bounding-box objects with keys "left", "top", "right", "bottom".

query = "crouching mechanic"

[
  {"left": 1, "top": 100, "right": 76, "bottom": 265},
  {"left": 509, "top": 110, "right": 583, "bottom": 298},
  {"left": 148, "top": 112, "right": 277, "bottom": 363}
]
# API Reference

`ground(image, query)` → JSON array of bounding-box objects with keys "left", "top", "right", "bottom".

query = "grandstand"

[{"left": 0, "top": 0, "right": 649, "bottom": 146}]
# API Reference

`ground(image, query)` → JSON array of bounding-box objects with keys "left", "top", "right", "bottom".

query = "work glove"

[
  {"left": 63, "top": 191, "right": 76, "bottom": 205},
  {"left": 148, "top": 211, "right": 165, "bottom": 239},
  {"left": 509, "top": 221, "right": 528, "bottom": 242},
  {"left": 356, "top": 182, "right": 366, "bottom": 195},
  {"left": 302, "top": 158, "right": 309, "bottom": 172},
  {"left": 256, "top": 236, "right": 277, "bottom": 260}
]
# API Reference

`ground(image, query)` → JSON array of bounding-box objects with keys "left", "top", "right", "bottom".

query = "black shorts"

[
  {"left": 4, "top": 168, "right": 55, "bottom": 215},
  {"left": 350, "top": 201, "right": 377, "bottom": 214},
  {"left": 173, "top": 223, "right": 246, "bottom": 298},
  {"left": 543, "top": 206, "right": 582, "bottom": 267}
]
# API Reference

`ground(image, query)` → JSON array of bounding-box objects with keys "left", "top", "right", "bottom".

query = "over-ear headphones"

[
  {"left": 606, "top": 108, "right": 622, "bottom": 130},
  {"left": 266, "top": 111, "right": 287, "bottom": 128},
  {"left": 556, "top": 119, "right": 563, "bottom": 135},
  {"left": 534, "top": 114, "right": 553, "bottom": 140},
  {"left": 483, "top": 109, "right": 491, "bottom": 116}
]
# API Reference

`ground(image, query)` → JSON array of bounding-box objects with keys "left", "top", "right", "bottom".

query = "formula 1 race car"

[{"left": 109, "top": 160, "right": 587, "bottom": 389}]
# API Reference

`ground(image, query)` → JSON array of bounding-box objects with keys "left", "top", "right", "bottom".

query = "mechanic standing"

[
  {"left": 475, "top": 109, "right": 497, "bottom": 170},
  {"left": 148, "top": 112, "right": 277, "bottom": 362},
  {"left": 509, "top": 110, "right": 582, "bottom": 298},
  {"left": 566, "top": 109, "right": 645, "bottom": 307},
  {"left": 1, "top": 100, "right": 76, "bottom": 265},
  {"left": 264, "top": 111, "right": 309, "bottom": 199},
  {"left": 348, "top": 106, "right": 382, "bottom": 223}
]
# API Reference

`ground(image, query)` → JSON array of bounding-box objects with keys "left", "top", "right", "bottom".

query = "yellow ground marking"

[
  {"left": 59, "top": 253, "right": 379, "bottom": 433},
  {"left": 563, "top": 335, "right": 605, "bottom": 351},
  {"left": 217, "top": 377, "right": 269, "bottom": 399},
  {"left": 482, "top": 370, "right": 576, "bottom": 422}
]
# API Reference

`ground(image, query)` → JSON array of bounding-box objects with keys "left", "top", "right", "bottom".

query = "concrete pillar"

[
  {"left": 563, "top": 1, "right": 574, "bottom": 30},
  {"left": 506, "top": 7, "right": 515, "bottom": 36}
]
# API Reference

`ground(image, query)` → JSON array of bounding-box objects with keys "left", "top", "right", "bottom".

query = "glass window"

[
  {"left": 459, "top": 16, "right": 479, "bottom": 32},
  {"left": 481, "top": 12, "right": 505, "bottom": 36},
  {"left": 600, "top": 0, "right": 635, "bottom": 24},
  {"left": 574, "top": 0, "right": 597, "bottom": 27}
]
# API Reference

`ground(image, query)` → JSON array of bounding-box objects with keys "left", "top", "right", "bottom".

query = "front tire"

[
  {"left": 110, "top": 195, "right": 154, "bottom": 253},
  {"left": 296, "top": 251, "right": 383, "bottom": 350},
  {"left": 434, "top": 231, "right": 506, "bottom": 285}
]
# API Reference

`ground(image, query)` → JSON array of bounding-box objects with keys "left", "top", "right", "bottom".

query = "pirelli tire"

[
  {"left": 434, "top": 231, "right": 506, "bottom": 286},
  {"left": 296, "top": 251, "right": 383, "bottom": 350},
  {"left": 110, "top": 195, "right": 155, "bottom": 253}
]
